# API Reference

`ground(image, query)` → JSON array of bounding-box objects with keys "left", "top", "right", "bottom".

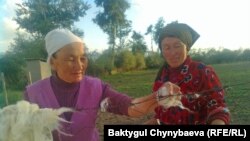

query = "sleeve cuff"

[{"left": 207, "top": 107, "right": 230, "bottom": 124}]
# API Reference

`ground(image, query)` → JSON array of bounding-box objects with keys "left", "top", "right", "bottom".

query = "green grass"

[
  {"left": 0, "top": 90, "right": 23, "bottom": 107},
  {"left": 101, "top": 69, "right": 157, "bottom": 97},
  {"left": 212, "top": 61, "right": 250, "bottom": 124},
  {"left": 1, "top": 61, "right": 250, "bottom": 124}
]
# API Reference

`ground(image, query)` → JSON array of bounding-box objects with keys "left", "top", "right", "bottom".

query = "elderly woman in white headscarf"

[{"left": 23, "top": 28, "right": 175, "bottom": 141}]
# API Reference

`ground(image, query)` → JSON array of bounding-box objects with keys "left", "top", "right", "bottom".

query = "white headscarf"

[{"left": 45, "top": 28, "right": 83, "bottom": 62}]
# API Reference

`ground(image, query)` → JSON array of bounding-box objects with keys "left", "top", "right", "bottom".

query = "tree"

[
  {"left": 1, "top": 0, "right": 90, "bottom": 89},
  {"left": 130, "top": 31, "right": 147, "bottom": 54},
  {"left": 153, "top": 17, "right": 165, "bottom": 46},
  {"left": 241, "top": 49, "right": 250, "bottom": 61},
  {"left": 0, "top": 52, "right": 27, "bottom": 89},
  {"left": 117, "top": 20, "right": 132, "bottom": 49},
  {"left": 145, "top": 52, "right": 163, "bottom": 68},
  {"left": 95, "top": 49, "right": 113, "bottom": 75},
  {"left": 134, "top": 52, "right": 146, "bottom": 70},
  {"left": 115, "top": 49, "right": 136, "bottom": 71},
  {"left": 93, "top": 0, "right": 131, "bottom": 73},
  {"left": 9, "top": 32, "right": 47, "bottom": 59},
  {"left": 15, "top": 0, "right": 90, "bottom": 37},
  {"left": 86, "top": 50, "right": 101, "bottom": 76},
  {"left": 145, "top": 24, "right": 154, "bottom": 52},
  {"left": 12, "top": 0, "right": 90, "bottom": 62}
]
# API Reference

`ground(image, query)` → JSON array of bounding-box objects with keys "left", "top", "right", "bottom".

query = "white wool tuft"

[
  {"left": 158, "top": 93, "right": 200, "bottom": 111},
  {"left": 100, "top": 98, "right": 110, "bottom": 112},
  {"left": 158, "top": 94, "right": 183, "bottom": 109},
  {"left": 0, "top": 100, "right": 73, "bottom": 141}
]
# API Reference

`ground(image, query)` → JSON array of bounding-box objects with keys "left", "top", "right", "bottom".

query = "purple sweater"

[{"left": 24, "top": 75, "right": 132, "bottom": 141}]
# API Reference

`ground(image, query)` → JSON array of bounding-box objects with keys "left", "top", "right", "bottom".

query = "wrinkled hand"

[{"left": 156, "top": 82, "right": 181, "bottom": 101}]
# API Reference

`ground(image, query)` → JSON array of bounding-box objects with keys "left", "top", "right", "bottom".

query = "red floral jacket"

[{"left": 153, "top": 56, "right": 230, "bottom": 124}]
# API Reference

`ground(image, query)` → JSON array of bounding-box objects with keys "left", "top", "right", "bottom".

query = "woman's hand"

[
  {"left": 143, "top": 118, "right": 159, "bottom": 125},
  {"left": 128, "top": 82, "right": 181, "bottom": 118},
  {"left": 210, "top": 119, "right": 225, "bottom": 125}
]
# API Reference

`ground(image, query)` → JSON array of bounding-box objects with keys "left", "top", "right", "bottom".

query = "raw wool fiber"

[
  {"left": 158, "top": 93, "right": 200, "bottom": 111},
  {"left": 158, "top": 94, "right": 183, "bottom": 109},
  {"left": 156, "top": 82, "right": 192, "bottom": 110},
  {"left": 0, "top": 100, "right": 73, "bottom": 141}
]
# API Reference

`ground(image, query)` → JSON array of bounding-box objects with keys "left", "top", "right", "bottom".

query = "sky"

[{"left": 0, "top": 0, "right": 250, "bottom": 53}]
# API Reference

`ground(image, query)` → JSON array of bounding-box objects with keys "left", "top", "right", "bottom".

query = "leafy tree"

[
  {"left": 241, "top": 49, "right": 250, "bottom": 61},
  {"left": 0, "top": 53, "right": 27, "bottom": 89},
  {"left": 144, "top": 17, "right": 166, "bottom": 52},
  {"left": 15, "top": 0, "right": 90, "bottom": 36},
  {"left": 93, "top": 0, "right": 131, "bottom": 73},
  {"left": 190, "top": 47, "right": 250, "bottom": 64},
  {"left": 95, "top": 49, "right": 113, "bottom": 75},
  {"left": 153, "top": 17, "right": 165, "bottom": 45},
  {"left": 115, "top": 49, "right": 136, "bottom": 71},
  {"left": 9, "top": 32, "right": 47, "bottom": 59},
  {"left": 145, "top": 52, "right": 163, "bottom": 68},
  {"left": 145, "top": 24, "right": 154, "bottom": 52},
  {"left": 117, "top": 20, "right": 132, "bottom": 49},
  {"left": 134, "top": 52, "right": 146, "bottom": 70},
  {"left": 1, "top": 0, "right": 90, "bottom": 89},
  {"left": 86, "top": 50, "right": 101, "bottom": 76},
  {"left": 130, "top": 31, "right": 147, "bottom": 54},
  {"left": 0, "top": 32, "right": 47, "bottom": 89}
]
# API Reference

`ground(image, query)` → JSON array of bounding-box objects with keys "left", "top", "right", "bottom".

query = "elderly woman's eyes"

[
  {"left": 64, "top": 57, "right": 74, "bottom": 62},
  {"left": 162, "top": 45, "right": 170, "bottom": 50},
  {"left": 65, "top": 56, "right": 87, "bottom": 62},
  {"left": 80, "top": 56, "right": 87, "bottom": 61},
  {"left": 174, "top": 45, "right": 182, "bottom": 48}
]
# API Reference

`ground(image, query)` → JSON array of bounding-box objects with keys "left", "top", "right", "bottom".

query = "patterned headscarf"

[
  {"left": 158, "top": 22, "right": 200, "bottom": 51},
  {"left": 155, "top": 22, "right": 200, "bottom": 85}
]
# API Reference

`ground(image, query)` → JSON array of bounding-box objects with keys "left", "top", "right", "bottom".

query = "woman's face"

[
  {"left": 161, "top": 37, "right": 188, "bottom": 68},
  {"left": 51, "top": 42, "right": 88, "bottom": 83}
]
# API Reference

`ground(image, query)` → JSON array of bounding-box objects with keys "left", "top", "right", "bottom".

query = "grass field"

[
  {"left": 0, "top": 90, "right": 23, "bottom": 108},
  {"left": 212, "top": 61, "right": 250, "bottom": 124},
  {"left": 1, "top": 61, "right": 250, "bottom": 124}
]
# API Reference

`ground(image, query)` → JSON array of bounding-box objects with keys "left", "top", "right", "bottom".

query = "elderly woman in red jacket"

[{"left": 146, "top": 22, "right": 230, "bottom": 125}]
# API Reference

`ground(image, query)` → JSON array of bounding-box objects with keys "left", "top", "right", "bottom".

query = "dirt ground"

[{"left": 95, "top": 111, "right": 154, "bottom": 140}]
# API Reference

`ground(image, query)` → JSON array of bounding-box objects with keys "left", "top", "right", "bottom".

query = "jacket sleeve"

[
  {"left": 199, "top": 65, "right": 230, "bottom": 124},
  {"left": 101, "top": 82, "right": 132, "bottom": 116}
]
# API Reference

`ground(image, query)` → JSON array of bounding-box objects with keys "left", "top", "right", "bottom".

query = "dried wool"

[
  {"left": 0, "top": 100, "right": 72, "bottom": 141},
  {"left": 158, "top": 93, "right": 200, "bottom": 111}
]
